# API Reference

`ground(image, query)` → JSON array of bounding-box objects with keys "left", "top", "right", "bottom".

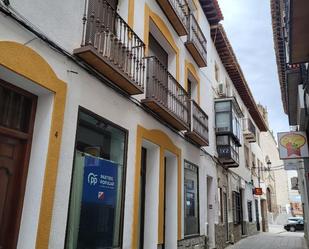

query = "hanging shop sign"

[
  {"left": 82, "top": 155, "right": 118, "bottom": 206},
  {"left": 278, "top": 132, "right": 309, "bottom": 159},
  {"left": 253, "top": 187, "right": 263, "bottom": 195}
]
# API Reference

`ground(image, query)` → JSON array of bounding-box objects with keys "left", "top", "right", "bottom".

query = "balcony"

[
  {"left": 216, "top": 135, "right": 239, "bottom": 167},
  {"left": 243, "top": 118, "right": 256, "bottom": 143},
  {"left": 142, "top": 56, "right": 190, "bottom": 131},
  {"left": 74, "top": 0, "right": 146, "bottom": 95},
  {"left": 217, "top": 145, "right": 239, "bottom": 167},
  {"left": 156, "top": 0, "right": 189, "bottom": 36},
  {"left": 185, "top": 14, "right": 207, "bottom": 67},
  {"left": 214, "top": 98, "right": 243, "bottom": 146},
  {"left": 186, "top": 100, "right": 209, "bottom": 146}
]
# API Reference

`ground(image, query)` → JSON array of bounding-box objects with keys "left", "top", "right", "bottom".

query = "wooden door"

[
  {"left": 148, "top": 34, "right": 169, "bottom": 105},
  {"left": 0, "top": 80, "right": 37, "bottom": 249},
  {"left": 0, "top": 135, "right": 24, "bottom": 249}
]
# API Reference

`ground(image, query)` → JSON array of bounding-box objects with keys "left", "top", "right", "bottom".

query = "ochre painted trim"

[
  {"left": 128, "top": 0, "right": 134, "bottom": 28},
  {"left": 184, "top": 60, "right": 201, "bottom": 104},
  {"left": 0, "top": 41, "right": 67, "bottom": 249},
  {"left": 158, "top": 148, "right": 165, "bottom": 243},
  {"left": 144, "top": 4, "right": 180, "bottom": 81},
  {"left": 131, "top": 125, "right": 182, "bottom": 249}
]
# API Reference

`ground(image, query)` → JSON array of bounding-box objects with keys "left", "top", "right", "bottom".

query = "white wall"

[
  {"left": 0, "top": 11, "right": 220, "bottom": 248},
  {"left": 0, "top": 0, "right": 266, "bottom": 247}
]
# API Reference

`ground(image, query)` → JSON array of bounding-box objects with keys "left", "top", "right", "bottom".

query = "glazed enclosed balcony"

[
  {"left": 243, "top": 118, "right": 256, "bottom": 143},
  {"left": 185, "top": 14, "right": 207, "bottom": 67},
  {"left": 142, "top": 56, "right": 190, "bottom": 131},
  {"left": 156, "top": 0, "right": 189, "bottom": 36},
  {"left": 74, "top": 0, "right": 146, "bottom": 95},
  {"left": 217, "top": 135, "right": 239, "bottom": 168},
  {"left": 186, "top": 100, "right": 209, "bottom": 146},
  {"left": 214, "top": 97, "right": 243, "bottom": 146}
]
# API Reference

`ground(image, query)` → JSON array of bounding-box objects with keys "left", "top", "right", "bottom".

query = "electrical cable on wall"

[{"left": 0, "top": 2, "right": 223, "bottom": 166}]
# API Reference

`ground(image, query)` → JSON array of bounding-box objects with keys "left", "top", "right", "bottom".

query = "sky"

[{"left": 217, "top": 0, "right": 289, "bottom": 137}]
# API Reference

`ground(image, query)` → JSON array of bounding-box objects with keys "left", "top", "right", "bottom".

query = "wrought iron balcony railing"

[
  {"left": 74, "top": 0, "right": 146, "bottom": 95},
  {"left": 217, "top": 144, "right": 239, "bottom": 167},
  {"left": 142, "top": 56, "right": 190, "bottom": 131},
  {"left": 186, "top": 99, "right": 209, "bottom": 146},
  {"left": 156, "top": 0, "right": 189, "bottom": 36},
  {"left": 185, "top": 14, "right": 207, "bottom": 67}
]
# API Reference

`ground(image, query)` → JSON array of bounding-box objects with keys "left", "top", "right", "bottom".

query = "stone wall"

[
  {"left": 177, "top": 235, "right": 208, "bottom": 249},
  {"left": 215, "top": 224, "right": 228, "bottom": 249},
  {"left": 215, "top": 222, "right": 258, "bottom": 249},
  {"left": 232, "top": 223, "right": 242, "bottom": 244},
  {"left": 248, "top": 222, "right": 258, "bottom": 236}
]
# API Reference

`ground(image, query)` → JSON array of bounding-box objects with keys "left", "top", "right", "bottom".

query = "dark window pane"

[
  {"left": 184, "top": 161, "right": 199, "bottom": 236},
  {"left": 0, "top": 84, "right": 32, "bottom": 132},
  {"left": 233, "top": 191, "right": 241, "bottom": 225},
  {"left": 248, "top": 201, "right": 253, "bottom": 222},
  {"left": 65, "top": 109, "right": 126, "bottom": 249}
]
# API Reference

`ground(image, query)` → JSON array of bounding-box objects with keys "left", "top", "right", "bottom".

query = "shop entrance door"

[
  {"left": 223, "top": 192, "right": 229, "bottom": 241},
  {"left": 240, "top": 189, "right": 245, "bottom": 235},
  {"left": 255, "top": 199, "right": 260, "bottom": 231},
  {"left": 0, "top": 80, "right": 37, "bottom": 249}
]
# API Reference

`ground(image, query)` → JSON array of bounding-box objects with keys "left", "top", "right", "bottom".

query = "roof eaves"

[
  {"left": 211, "top": 24, "right": 269, "bottom": 131},
  {"left": 270, "top": 0, "right": 288, "bottom": 113},
  {"left": 199, "top": 0, "right": 224, "bottom": 25}
]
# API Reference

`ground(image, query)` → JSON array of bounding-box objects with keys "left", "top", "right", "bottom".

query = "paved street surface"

[{"left": 226, "top": 225, "right": 308, "bottom": 249}]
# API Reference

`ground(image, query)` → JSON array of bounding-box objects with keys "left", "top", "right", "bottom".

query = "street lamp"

[{"left": 267, "top": 159, "right": 272, "bottom": 171}]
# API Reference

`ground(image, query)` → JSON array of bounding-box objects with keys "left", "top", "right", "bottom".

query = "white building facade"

[{"left": 0, "top": 0, "right": 271, "bottom": 249}]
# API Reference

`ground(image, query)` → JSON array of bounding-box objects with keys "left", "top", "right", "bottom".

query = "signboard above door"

[{"left": 253, "top": 187, "right": 263, "bottom": 195}]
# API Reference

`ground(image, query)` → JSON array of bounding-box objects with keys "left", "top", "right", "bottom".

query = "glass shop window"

[
  {"left": 65, "top": 108, "right": 127, "bottom": 249},
  {"left": 184, "top": 161, "right": 199, "bottom": 236}
]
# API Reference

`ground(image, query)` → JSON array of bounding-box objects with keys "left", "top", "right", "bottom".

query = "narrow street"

[{"left": 227, "top": 225, "right": 308, "bottom": 249}]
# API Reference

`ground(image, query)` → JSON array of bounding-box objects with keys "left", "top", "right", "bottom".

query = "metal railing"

[
  {"left": 187, "top": 14, "right": 207, "bottom": 62},
  {"left": 230, "top": 145, "right": 239, "bottom": 163},
  {"left": 144, "top": 56, "right": 189, "bottom": 125},
  {"left": 217, "top": 144, "right": 239, "bottom": 163},
  {"left": 81, "top": 0, "right": 146, "bottom": 88},
  {"left": 190, "top": 99, "right": 209, "bottom": 142},
  {"left": 169, "top": 0, "right": 190, "bottom": 28}
]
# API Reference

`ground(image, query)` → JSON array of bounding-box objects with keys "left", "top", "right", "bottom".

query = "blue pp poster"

[{"left": 82, "top": 155, "right": 118, "bottom": 206}]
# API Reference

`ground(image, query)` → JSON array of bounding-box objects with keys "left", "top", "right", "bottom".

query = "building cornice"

[
  {"left": 211, "top": 24, "right": 268, "bottom": 132},
  {"left": 270, "top": 0, "right": 288, "bottom": 113}
]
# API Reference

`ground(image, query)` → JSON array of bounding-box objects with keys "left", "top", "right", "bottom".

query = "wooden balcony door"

[
  {"left": 85, "top": 0, "right": 118, "bottom": 46},
  {"left": 0, "top": 80, "right": 37, "bottom": 249},
  {"left": 148, "top": 34, "right": 168, "bottom": 105}
]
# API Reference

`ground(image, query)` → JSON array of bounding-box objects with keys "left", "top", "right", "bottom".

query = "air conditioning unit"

[{"left": 217, "top": 82, "right": 227, "bottom": 97}]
